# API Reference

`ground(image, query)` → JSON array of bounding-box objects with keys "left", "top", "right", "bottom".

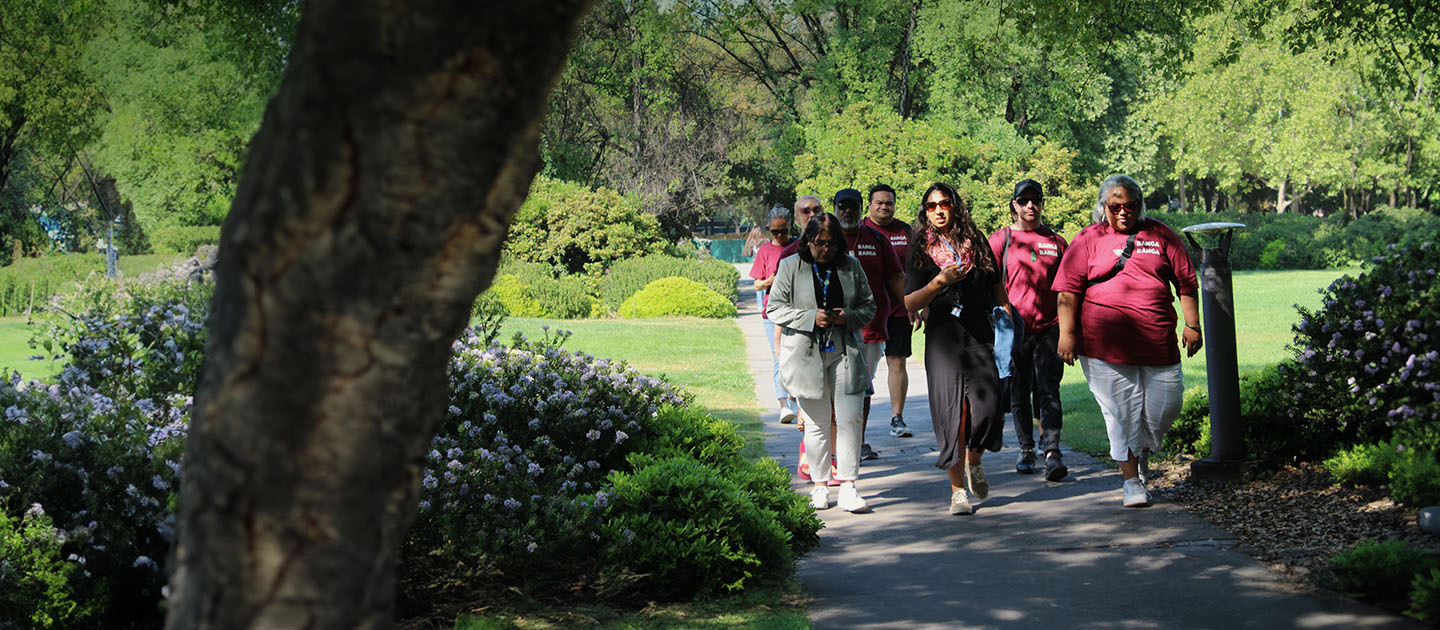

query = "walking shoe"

[
  {"left": 779, "top": 404, "right": 797, "bottom": 424},
  {"left": 1016, "top": 448, "right": 1037, "bottom": 474},
  {"left": 810, "top": 485, "right": 830, "bottom": 510},
  {"left": 860, "top": 444, "right": 879, "bottom": 461},
  {"left": 889, "top": 415, "right": 913, "bottom": 438},
  {"left": 966, "top": 461, "right": 989, "bottom": 500},
  {"left": 1137, "top": 450, "right": 1152, "bottom": 485},
  {"left": 837, "top": 484, "right": 869, "bottom": 512},
  {"left": 1044, "top": 450, "right": 1069, "bottom": 482},
  {"left": 1122, "top": 477, "right": 1151, "bottom": 507},
  {"left": 949, "top": 488, "right": 973, "bottom": 515}
]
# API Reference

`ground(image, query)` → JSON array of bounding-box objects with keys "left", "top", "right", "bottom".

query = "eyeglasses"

[
  {"left": 810, "top": 238, "right": 839, "bottom": 250},
  {"left": 923, "top": 199, "right": 955, "bottom": 211},
  {"left": 796, "top": 205, "right": 822, "bottom": 216},
  {"left": 1015, "top": 197, "right": 1043, "bottom": 207},
  {"left": 1107, "top": 202, "right": 1137, "bottom": 214},
  {"left": 770, "top": 229, "right": 789, "bottom": 236}
]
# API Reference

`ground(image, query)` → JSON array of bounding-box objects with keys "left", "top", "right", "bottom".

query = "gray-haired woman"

[{"left": 1052, "top": 175, "right": 1202, "bottom": 507}]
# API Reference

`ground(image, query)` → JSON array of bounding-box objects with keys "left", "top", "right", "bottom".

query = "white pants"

[
  {"left": 1079, "top": 357, "right": 1184, "bottom": 462},
  {"left": 799, "top": 351, "right": 865, "bottom": 482}
]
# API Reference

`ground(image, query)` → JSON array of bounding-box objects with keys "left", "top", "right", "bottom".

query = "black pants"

[{"left": 1012, "top": 325, "right": 1064, "bottom": 453}]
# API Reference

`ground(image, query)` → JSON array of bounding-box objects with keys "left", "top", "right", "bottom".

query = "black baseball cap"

[
  {"left": 833, "top": 188, "right": 863, "bottom": 204},
  {"left": 1012, "top": 179, "right": 1044, "bottom": 199}
]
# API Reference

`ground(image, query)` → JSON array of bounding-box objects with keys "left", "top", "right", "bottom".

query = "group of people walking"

[{"left": 749, "top": 175, "right": 1203, "bottom": 515}]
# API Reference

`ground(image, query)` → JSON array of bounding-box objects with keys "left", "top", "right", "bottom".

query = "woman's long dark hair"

[
  {"left": 908, "top": 182, "right": 996, "bottom": 274},
  {"left": 796, "top": 213, "right": 850, "bottom": 267}
]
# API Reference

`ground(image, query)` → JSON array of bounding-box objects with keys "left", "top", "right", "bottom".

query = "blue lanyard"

[{"left": 812, "top": 263, "right": 832, "bottom": 309}]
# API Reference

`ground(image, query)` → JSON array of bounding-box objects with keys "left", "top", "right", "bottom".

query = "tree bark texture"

[{"left": 166, "top": 1, "right": 594, "bottom": 628}]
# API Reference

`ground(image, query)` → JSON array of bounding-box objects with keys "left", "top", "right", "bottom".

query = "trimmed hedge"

[
  {"left": 147, "top": 225, "right": 221, "bottom": 255},
  {"left": 618, "top": 277, "right": 737, "bottom": 319},
  {"left": 477, "top": 260, "right": 599, "bottom": 319},
  {"left": 600, "top": 255, "right": 738, "bottom": 313}
]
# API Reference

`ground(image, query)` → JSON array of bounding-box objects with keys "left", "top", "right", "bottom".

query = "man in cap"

[
  {"left": 988, "top": 179, "right": 1070, "bottom": 481},
  {"left": 860, "top": 184, "right": 916, "bottom": 438},
  {"left": 834, "top": 187, "right": 905, "bottom": 461}
]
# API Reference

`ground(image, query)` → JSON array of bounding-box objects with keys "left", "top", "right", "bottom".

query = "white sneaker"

[
  {"left": 1122, "top": 477, "right": 1151, "bottom": 507},
  {"left": 837, "top": 483, "right": 868, "bottom": 512},
  {"left": 949, "top": 488, "right": 973, "bottom": 515},
  {"left": 967, "top": 462, "right": 989, "bottom": 500},
  {"left": 779, "top": 405, "right": 797, "bottom": 424},
  {"left": 810, "top": 485, "right": 830, "bottom": 510}
]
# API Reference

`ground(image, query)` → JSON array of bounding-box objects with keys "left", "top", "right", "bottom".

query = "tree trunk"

[
  {"left": 1177, "top": 173, "right": 1187, "bottom": 213},
  {"left": 165, "top": 1, "right": 594, "bottom": 628},
  {"left": 1276, "top": 177, "right": 1287, "bottom": 213}
]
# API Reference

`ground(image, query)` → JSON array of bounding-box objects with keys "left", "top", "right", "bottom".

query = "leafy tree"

[{"left": 505, "top": 175, "right": 668, "bottom": 274}]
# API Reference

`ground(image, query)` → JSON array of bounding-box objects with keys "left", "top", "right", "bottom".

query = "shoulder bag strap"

[{"left": 1086, "top": 233, "right": 1138, "bottom": 288}]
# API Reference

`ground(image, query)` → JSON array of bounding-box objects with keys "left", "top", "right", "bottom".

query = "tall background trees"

[{"left": 1, "top": 0, "right": 1435, "bottom": 256}]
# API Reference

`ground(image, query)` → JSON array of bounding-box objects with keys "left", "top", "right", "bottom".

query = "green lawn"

[
  {"left": 1057, "top": 268, "right": 1353, "bottom": 456},
  {"left": 0, "top": 317, "right": 57, "bottom": 381}
]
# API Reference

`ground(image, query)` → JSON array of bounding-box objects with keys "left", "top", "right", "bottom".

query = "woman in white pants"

[
  {"left": 768, "top": 213, "right": 876, "bottom": 513},
  {"left": 1053, "top": 175, "right": 1203, "bottom": 507}
]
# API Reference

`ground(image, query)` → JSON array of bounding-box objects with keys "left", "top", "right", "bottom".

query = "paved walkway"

[{"left": 733, "top": 269, "right": 1419, "bottom": 629}]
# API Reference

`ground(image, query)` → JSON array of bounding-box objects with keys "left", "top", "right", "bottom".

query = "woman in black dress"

[{"left": 904, "top": 183, "right": 1012, "bottom": 515}]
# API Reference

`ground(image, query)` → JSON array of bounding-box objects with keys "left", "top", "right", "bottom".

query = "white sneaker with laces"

[
  {"left": 810, "top": 485, "right": 830, "bottom": 510},
  {"left": 837, "top": 483, "right": 868, "bottom": 512},
  {"left": 779, "top": 405, "right": 797, "bottom": 424},
  {"left": 949, "top": 488, "right": 973, "bottom": 515},
  {"left": 1122, "top": 477, "right": 1151, "bottom": 507}
]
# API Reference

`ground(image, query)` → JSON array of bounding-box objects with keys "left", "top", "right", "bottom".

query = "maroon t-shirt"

[
  {"left": 1052, "top": 219, "right": 1198, "bottom": 366},
  {"left": 749, "top": 241, "right": 789, "bottom": 318},
  {"left": 844, "top": 226, "right": 903, "bottom": 343},
  {"left": 862, "top": 217, "right": 912, "bottom": 318},
  {"left": 988, "top": 226, "right": 1068, "bottom": 334}
]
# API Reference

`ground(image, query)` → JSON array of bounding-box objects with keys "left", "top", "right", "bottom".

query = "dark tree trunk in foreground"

[{"left": 166, "top": 1, "right": 593, "bottom": 627}]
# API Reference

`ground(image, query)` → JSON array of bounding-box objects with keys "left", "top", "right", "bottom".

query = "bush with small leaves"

[
  {"left": 1412, "top": 567, "right": 1440, "bottom": 623},
  {"left": 600, "top": 254, "right": 739, "bottom": 313},
  {"left": 1324, "top": 441, "right": 1401, "bottom": 487},
  {"left": 1329, "top": 539, "right": 1439, "bottom": 603},
  {"left": 1388, "top": 449, "right": 1440, "bottom": 507},
  {"left": 0, "top": 505, "right": 93, "bottom": 628},
  {"left": 618, "top": 277, "right": 737, "bottom": 319}
]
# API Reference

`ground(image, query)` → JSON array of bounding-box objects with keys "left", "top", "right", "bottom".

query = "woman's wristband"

[{"left": 1185, "top": 323, "right": 1201, "bottom": 332}]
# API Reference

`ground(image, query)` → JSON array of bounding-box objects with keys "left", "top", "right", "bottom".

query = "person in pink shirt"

[
  {"left": 1053, "top": 175, "right": 1203, "bottom": 508},
  {"left": 750, "top": 205, "right": 798, "bottom": 424},
  {"left": 989, "top": 179, "right": 1070, "bottom": 481},
  {"left": 861, "top": 184, "right": 917, "bottom": 439}
]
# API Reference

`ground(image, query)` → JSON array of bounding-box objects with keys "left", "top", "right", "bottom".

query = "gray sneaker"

[
  {"left": 967, "top": 461, "right": 989, "bottom": 500},
  {"left": 1122, "top": 477, "right": 1151, "bottom": 507},
  {"left": 889, "top": 415, "right": 912, "bottom": 438},
  {"left": 1138, "top": 450, "right": 1152, "bottom": 484},
  {"left": 860, "top": 443, "right": 879, "bottom": 461},
  {"left": 949, "top": 488, "right": 973, "bottom": 515},
  {"left": 1016, "top": 448, "right": 1037, "bottom": 474}
]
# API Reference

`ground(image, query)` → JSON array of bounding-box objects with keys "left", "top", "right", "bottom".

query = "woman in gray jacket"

[{"left": 768, "top": 213, "right": 876, "bottom": 513}]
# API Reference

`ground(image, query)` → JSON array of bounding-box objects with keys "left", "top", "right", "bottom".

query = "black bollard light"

[{"left": 1181, "top": 222, "right": 1252, "bottom": 482}]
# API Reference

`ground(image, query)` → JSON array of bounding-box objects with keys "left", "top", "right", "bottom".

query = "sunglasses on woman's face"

[
  {"left": 770, "top": 229, "right": 789, "bottom": 236},
  {"left": 1107, "top": 202, "right": 1137, "bottom": 214},
  {"left": 923, "top": 199, "right": 955, "bottom": 211}
]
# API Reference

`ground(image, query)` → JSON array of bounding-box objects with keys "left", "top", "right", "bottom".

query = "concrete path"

[{"left": 733, "top": 269, "right": 1420, "bottom": 629}]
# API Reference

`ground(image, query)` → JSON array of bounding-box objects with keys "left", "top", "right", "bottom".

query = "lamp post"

[{"left": 1181, "top": 222, "right": 1251, "bottom": 481}]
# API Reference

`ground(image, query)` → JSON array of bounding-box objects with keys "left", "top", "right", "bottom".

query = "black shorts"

[{"left": 884, "top": 316, "right": 912, "bottom": 357}]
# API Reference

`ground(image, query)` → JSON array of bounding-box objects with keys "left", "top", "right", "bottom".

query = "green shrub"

[
  {"left": 1290, "top": 241, "right": 1440, "bottom": 455},
  {"left": 600, "top": 254, "right": 739, "bottom": 313},
  {"left": 618, "top": 277, "right": 737, "bottom": 319},
  {"left": 1330, "top": 539, "right": 1439, "bottom": 602},
  {"left": 1412, "top": 567, "right": 1440, "bottom": 622},
  {"left": 0, "top": 506, "right": 92, "bottom": 628},
  {"left": 599, "top": 456, "right": 793, "bottom": 601},
  {"left": 1259, "top": 238, "right": 1288, "bottom": 269},
  {"left": 487, "top": 273, "right": 549, "bottom": 317},
  {"left": 1324, "top": 441, "right": 1401, "bottom": 487},
  {"left": 147, "top": 225, "right": 221, "bottom": 254},
  {"left": 1389, "top": 450, "right": 1440, "bottom": 506},
  {"left": 0, "top": 254, "right": 178, "bottom": 317},
  {"left": 505, "top": 176, "right": 669, "bottom": 274},
  {"left": 1164, "top": 385, "right": 1211, "bottom": 458}
]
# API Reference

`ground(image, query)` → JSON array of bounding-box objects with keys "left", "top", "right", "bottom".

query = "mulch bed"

[{"left": 1149, "top": 459, "right": 1440, "bottom": 594}]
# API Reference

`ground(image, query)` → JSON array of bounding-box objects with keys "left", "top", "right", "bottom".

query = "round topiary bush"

[{"left": 617, "top": 276, "right": 737, "bottom": 319}]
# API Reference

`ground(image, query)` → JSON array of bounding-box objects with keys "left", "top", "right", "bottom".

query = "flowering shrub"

[
  {"left": 0, "top": 273, "right": 204, "bottom": 628},
  {"left": 399, "top": 326, "right": 820, "bottom": 612},
  {"left": 1, "top": 505, "right": 91, "bottom": 627},
  {"left": 617, "top": 277, "right": 737, "bottom": 319},
  {"left": 1290, "top": 241, "right": 1440, "bottom": 454}
]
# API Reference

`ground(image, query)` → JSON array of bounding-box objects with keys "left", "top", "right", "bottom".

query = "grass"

[
  {"left": 0, "top": 317, "right": 59, "bottom": 381},
  {"left": 1056, "top": 268, "right": 1354, "bottom": 456},
  {"left": 450, "top": 584, "right": 809, "bottom": 629}
]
